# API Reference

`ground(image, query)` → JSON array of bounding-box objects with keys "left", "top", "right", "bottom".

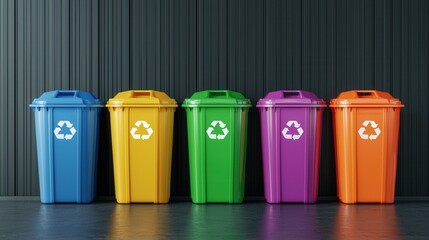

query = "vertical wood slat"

[{"left": 0, "top": 0, "right": 16, "bottom": 195}]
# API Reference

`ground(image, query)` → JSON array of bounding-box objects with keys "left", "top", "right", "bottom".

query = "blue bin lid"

[
  {"left": 257, "top": 90, "right": 326, "bottom": 107},
  {"left": 29, "top": 90, "right": 103, "bottom": 107}
]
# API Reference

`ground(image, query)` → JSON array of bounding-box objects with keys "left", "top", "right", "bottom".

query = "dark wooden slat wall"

[
  {"left": 0, "top": 0, "right": 428, "bottom": 197},
  {"left": 0, "top": 0, "right": 98, "bottom": 196}
]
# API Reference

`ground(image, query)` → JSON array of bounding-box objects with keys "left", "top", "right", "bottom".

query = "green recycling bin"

[{"left": 183, "top": 90, "right": 252, "bottom": 204}]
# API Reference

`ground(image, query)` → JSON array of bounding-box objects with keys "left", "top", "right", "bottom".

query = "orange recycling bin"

[{"left": 330, "top": 90, "right": 403, "bottom": 203}]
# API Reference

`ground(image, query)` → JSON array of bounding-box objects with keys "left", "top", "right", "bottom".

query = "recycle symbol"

[
  {"left": 53, "top": 120, "right": 77, "bottom": 140},
  {"left": 206, "top": 120, "right": 229, "bottom": 140},
  {"left": 358, "top": 120, "right": 381, "bottom": 140},
  {"left": 282, "top": 120, "right": 304, "bottom": 140},
  {"left": 130, "top": 120, "right": 153, "bottom": 140}
]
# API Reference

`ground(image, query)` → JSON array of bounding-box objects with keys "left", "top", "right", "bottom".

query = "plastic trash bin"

[
  {"left": 106, "top": 90, "right": 177, "bottom": 203},
  {"left": 183, "top": 90, "right": 251, "bottom": 203},
  {"left": 257, "top": 90, "right": 326, "bottom": 203},
  {"left": 330, "top": 90, "right": 404, "bottom": 203},
  {"left": 30, "top": 90, "right": 102, "bottom": 203}
]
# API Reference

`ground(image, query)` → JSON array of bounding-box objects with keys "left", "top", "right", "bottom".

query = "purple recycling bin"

[{"left": 257, "top": 90, "right": 326, "bottom": 203}]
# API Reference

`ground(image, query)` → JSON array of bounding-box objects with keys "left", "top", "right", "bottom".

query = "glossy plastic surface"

[
  {"left": 30, "top": 90, "right": 102, "bottom": 203},
  {"left": 107, "top": 90, "right": 177, "bottom": 203},
  {"left": 330, "top": 90, "right": 404, "bottom": 203},
  {"left": 183, "top": 90, "right": 251, "bottom": 203},
  {"left": 257, "top": 90, "right": 326, "bottom": 203}
]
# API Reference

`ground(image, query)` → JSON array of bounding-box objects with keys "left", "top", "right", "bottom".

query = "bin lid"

[
  {"left": 330, "top": 90, "right": 404, "bottom": 107},
  {"left": 256, "top": 90, "right": 326, "bottom": 107},
  {"left": 182, "top": 90, "right": 252, "bottom": 107},
  {"left": 106, "top": 90, "right": 177, "bottom": 107},
  {"left": 29, "top": 90, "right": 103, "bottom": 107}
]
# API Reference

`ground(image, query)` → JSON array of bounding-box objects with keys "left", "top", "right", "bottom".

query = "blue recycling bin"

[{"left": 30, "top": 90, "right": 103, "bottom": 203}]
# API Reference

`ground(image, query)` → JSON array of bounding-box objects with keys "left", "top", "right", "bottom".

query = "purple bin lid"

[{"left": 256, "top": 90, "right": 326, "bottom": 107}]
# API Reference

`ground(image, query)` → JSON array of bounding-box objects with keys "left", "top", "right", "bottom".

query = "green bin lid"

[
  {"left": 29, "top": 90, "right": 103, "bottom": 107},
  {"left": 182, "top": 90, "right": 252, "bottom": 107},
  {"left": 106, "top": 90, "right": 177, "bottom": 107}
]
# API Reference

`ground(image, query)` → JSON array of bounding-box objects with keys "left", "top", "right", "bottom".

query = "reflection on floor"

[{"left": 0, "top": 200, "right": 428, "bottom": 239}]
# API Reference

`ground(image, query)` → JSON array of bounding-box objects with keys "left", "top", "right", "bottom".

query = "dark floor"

[{"left": 0, "top": 199, "right": 428, "bottom": 239}]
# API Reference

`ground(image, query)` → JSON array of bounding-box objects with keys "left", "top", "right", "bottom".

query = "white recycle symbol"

[
  {"left": 282, "top": 120, "right": 304, "bottom": 140},
  {"left": 53, "top": 120, "right": 77, "bottom": 140},
  {"left": 206, "top": 120, "right": 229, "bottom": 140},
  {"left": 358, "top": 120, "right": 381, "bottom": 140},
  {"left": 130, "top": 120, "right": 153, "bottom": 140}
]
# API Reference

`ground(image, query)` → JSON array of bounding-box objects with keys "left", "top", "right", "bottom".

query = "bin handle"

[
  {"left": 207, "top": 90, "right": 229, "bottom": 98},
  {"left": 132, "top": 90, "right": 153, "bottom": 98},
  {"left": 282, "top": 91, "right": 302, "bottom": 98},
  {"left": 56, "top": 90, "right": 77, "bottom": 98},
  {"left": 356, "top": 90, "right": 378, "bottom": 98}
]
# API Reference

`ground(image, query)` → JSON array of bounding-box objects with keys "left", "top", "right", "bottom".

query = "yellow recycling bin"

[{"left": 106, "top": 90, "right": 177, "bottom": 203}]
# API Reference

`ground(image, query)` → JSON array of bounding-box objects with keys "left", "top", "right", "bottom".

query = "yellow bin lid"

[
  {"left": 330, "top": 90, "right": 404, "bottom": 108},
  {"left": 106, "top": 90, "right": 178, "bottom": 107}
]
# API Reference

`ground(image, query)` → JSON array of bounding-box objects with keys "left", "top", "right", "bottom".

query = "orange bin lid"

[{"left": 330, "top": 90, "right": 404, "bottom": 108}]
